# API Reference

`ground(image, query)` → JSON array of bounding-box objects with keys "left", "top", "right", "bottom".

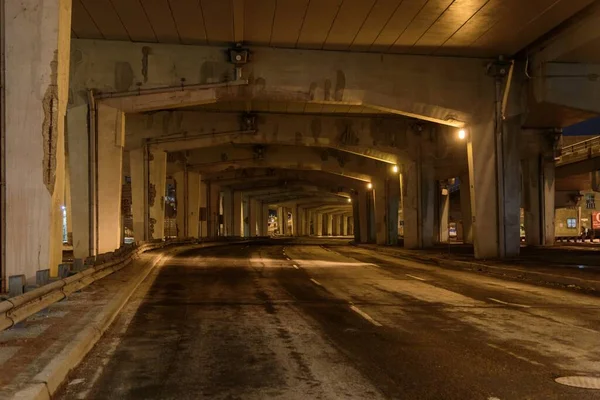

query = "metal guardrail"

[
  {"left": 560, "top": 136, "right": 600, "bottom": 158},
  {"left": 0, "top": 238, "right": 197, "bottom": 332}
]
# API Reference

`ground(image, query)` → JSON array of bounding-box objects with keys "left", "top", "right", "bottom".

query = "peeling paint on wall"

[{"left": 42, "top": 52, "right": 59, "bottom": 195}]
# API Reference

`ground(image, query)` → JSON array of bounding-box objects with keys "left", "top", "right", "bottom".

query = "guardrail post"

[
  {"left": 58, "top": 264, "right": 72, "bottom": 279},
  {"left": 8, "top": 275, "right": 26, "bottom": 297},
  {"left": 36, "top": 269, "right": 50, "bottom": 286}
]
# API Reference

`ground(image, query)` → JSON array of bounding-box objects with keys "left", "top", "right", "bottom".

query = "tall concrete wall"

[{"left": 4, "top": 0, "right": 72, "bottom": 283}]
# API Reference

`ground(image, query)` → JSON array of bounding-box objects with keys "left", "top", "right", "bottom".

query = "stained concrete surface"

[{"left": 56, "top": 240, "right": 600, "bottom": 399}]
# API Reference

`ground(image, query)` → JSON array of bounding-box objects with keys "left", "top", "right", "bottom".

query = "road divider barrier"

[{"left": 0, "top": 237, "right": 209, "bottom": 332}]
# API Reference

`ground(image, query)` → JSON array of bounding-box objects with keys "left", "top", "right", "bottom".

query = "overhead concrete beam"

[
  {"left": 127, "top": 111, "right": 418, "bottom": 163},
  {"left": 70, "top": 39, "right": 492, "bottom": 125},
  {"left": 185, "top": 144, "right": 388, "bottom": 182},
  {"left": 531, "top": 1, "right": 600, "bottom": 64}
]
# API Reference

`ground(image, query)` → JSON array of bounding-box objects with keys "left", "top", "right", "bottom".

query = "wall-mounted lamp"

[
  {"left": 392, "top": 165, "right": 399, "bottom": 173},
  {"left": 347, "top": 198, "right": 352, "bottom": 203},
  {"left": 458, "top": 128, "right": 467, "bottom": 140},
  {"left": 367, "top": 183, "right": 373, "bottom": 190}
]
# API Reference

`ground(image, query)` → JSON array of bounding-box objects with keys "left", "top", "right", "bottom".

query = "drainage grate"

[{"left": 555, "top": 376, "right": 600, "bottom": 389}]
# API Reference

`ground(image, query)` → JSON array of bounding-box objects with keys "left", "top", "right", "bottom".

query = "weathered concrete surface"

[
  {"left": 69, "top": 39, "right": 493, "bottom": 125},
  {"left": 4, "top": 0, "right": 72, "bottom": 282},
  {"left": 67, "top": 105, "right": 90, "bottom": 259},
  {"left": 55, "top": 241, "right": 600, "bottom": 400},
  {"left": 148, "top": 149, "right": 167, "bottom": 240},
  {"left": 96, "top": 104, "right": 125, "bottom": 254}
]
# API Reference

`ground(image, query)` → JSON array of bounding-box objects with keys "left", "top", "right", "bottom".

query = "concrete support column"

[
  {"left": 68, "top": 106, "right": 91, "bottom": 258},
  {"left": 459, "top": 173, "right": 473, "bottom": 244},
  {"left": 373, "top": 178, "right": 387, "bottom": 245},
  {"left": 222, "top": 189, "right": 233, "bottom": 236},
  {"left": 277, "top": 207, "right": 286, "bottom": 235},
  {"left": 387, "top": 176, "right": 401, "bottom": 246},
  {"left": 206, "top": 183, "right": 220, "bottom": 237},
  {"left": 96, "top": 104, "right": 125, "bottom": 252},
  {"left": 129, "top": 148, "right": 145, "bottom": 243},
  {"left": 148, "top": 148, "right": 166, "bottom": 240},
  {"left": 260, "top": 204, "right": 270, "bottom": 236},
  {"left": 439, "top": 187, "right": 450, "bottom": 243},
  {"left": 174, "top": 169, "right": 200, "bottom": 238},
  {"left": 342, "top": 214, "right": 349, "bottom": 236},
  {"left": 358, "top": 191, "right": 370, "bottom": 243},
  {"left": 233, "top": 192, "right": 243, "bottom": 237},
  {"left": 199, "top": 178, "right": 208, "bottom": 238},
  {"left": 316, "top": 213, "right": 324, "bottom": 236},
  {"left": 403, "top": 160, "right": 435, "bottom": 249},
  {"left": 468, "top": 112, "right": 521, "bottom": 258},
  {"left": 523, "top": 152, "right": 556, "bottom": 246},
  {"left": 249, "top": 199, "right": 258, "bottom": 237},
  {"left": 326, "top": 214, "right": 334, "bottom": 236},
  {"left": 4, "top": 0, "right": 72, "bottom": 281}
]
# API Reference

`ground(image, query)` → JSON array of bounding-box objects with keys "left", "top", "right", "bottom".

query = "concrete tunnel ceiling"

[{"left": 71, "top": 0, "right": 595, "bottom": 57}]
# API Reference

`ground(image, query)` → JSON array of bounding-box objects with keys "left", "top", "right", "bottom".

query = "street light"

[
  {"left": 347, "top": 198, "right": 352, "bottom": 203},
  {"left": 367, "top": 183, "right": 373, "bottom": 190},
  {"left": 458, "top": 128, "right": 467, "bottom": 140},
  {"left": 392, "top": 165, "right": 399, "bottom": 173}
]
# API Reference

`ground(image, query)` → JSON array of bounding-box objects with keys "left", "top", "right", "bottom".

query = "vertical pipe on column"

[
  {"left": 89, "top": 92, "right": 98, "bottom": 255},
  {"left": 0, "top": 0, "right": 5, "bottom": 288}
]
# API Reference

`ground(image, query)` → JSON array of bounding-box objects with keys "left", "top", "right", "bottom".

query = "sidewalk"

[
  {"left": 0, "top": 242, "right": 229, "bottom": 400},
  {"left": 351, "top": 243, "right": 600, "bottom": 294}
]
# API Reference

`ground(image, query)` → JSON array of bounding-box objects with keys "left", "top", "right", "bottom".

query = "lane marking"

[
  {"left": 349, "top": 304, "right": 383, "bottom": 327},
  {"left": 292, "top": 264, "right": 299, "bottom": 269},
  {"left": 286, "top": 257, "right": 291, "bottom": 261},
  {"left": 406, "top": 274, "right": 426, "bottom": 281},
  {"left": 488, "top": 298, "right": 531, "bottom": 308},
  {"left": 487, "top": 344, "right": 544, "bottom": 366},
  {"left": 310, "top": 278, "right": 322, "bottom": 287}
]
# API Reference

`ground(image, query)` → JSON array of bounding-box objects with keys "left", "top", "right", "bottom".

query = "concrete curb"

[
  {"left": 8, "top": 242, "right": 240, "bottom": 400},
  {"left": 352, "top": 244, "right": 600, "bottom": 294}
]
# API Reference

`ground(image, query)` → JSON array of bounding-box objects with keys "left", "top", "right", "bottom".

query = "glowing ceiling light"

[
  {"left": 367, "top": 183, "right": 373, "bottom": 190},
  {"left": 392, "top": 165, "right": 399, "bottom": 173},
  {"left": 458, "top": 129, "right": 467, "bottom": 140}
]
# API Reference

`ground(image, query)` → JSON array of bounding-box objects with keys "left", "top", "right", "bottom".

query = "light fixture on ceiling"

[
  {"left": 458, "top": 128, "right": 467, "bottom": 140},
  {"left": 367, "top": 183, "right": 373, "bottom": 190},
  {"left": 392, "top": 165, "right": 399, "bottom": 173}
]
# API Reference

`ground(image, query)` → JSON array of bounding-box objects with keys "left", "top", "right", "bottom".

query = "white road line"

[
  {"left": 488, "top": 298, "right": 531, "bottom": 308},
  {"left": 286, "top": 257, "right": 291, "bottom": 261},
  {"left": 310, "top": 278, "right": 322, "bottom": 287},
  {"left": 487, "top": 344, "right": 544, "bottom": 366},
  {"left": 292, "top": 264, "right": 299, "bottom": 269},
  {"left": 349, "top": 304, "right": 383, "bottom": 327},
  {"left": 406, "top": 274, "right": 426, "bottom": 281}
]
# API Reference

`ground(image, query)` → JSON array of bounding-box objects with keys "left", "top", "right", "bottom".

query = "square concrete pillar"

[
  {"left": 261, "top": 204, "right": 270, "bottom": 236},
  {"left": 96, "top": 104, "right": 125, "bottom": 253},
  {"left": 468, "top": 113, "right": 521, "bottom": 258},
  {"left": 222, "top": 189, "right": 233, "bottom": 236},
  {"left": 403, "top": 160, "right": 435, "bottom": 249},
  {"left": 174, "top": 169, "right": 201, "bottom": 238},
  {"left": 326, "top": 214, "right": 334, "bottom": 236},
  {"left": 206, "top": 183, "right": 220, "bottom": 237},
  {"left": 68, "top": 105, "right": 91, "bottom": 258},
  {"left": 459, "top": 173, "right": 473, "bottom": 244},
  {"left": 233, "top": 192, "right": 243, "bottom": 237},
  {"left": 130, "top": 148, "right": 145, "bottom": 243},
  {"left": 387, "top": 176, "right": 401, "bottom": 246},
  {"left": 249, "top": 199, "right": 258, "bottom": 237},
  {"left": 342, "top": 214, "right": 349, "bottom": 236},
  {"left": 523, "top": 153, "right": 556, "bottom": 246},
  {"left": 148, "top": 148, "right": 167, "bottom": 240},
  {"left": 439, "top": 188, "right": 450, "bottom": 243},
  {"left": 4, "top": 0, "right": 72, "bottom": 283},
  {"left": 277, "top": 207, "right": 286, "bottom": 235},
  {"left": 316, "top": 213, "right": 324, "bottom": 236},
  {"left": 199, "top": 178, "right": 208, "bottom": 238}
]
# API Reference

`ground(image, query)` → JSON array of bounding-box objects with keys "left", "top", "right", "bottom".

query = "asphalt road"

[{"left": 56, "top": 240, "right": 600, "bottom": 399}]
